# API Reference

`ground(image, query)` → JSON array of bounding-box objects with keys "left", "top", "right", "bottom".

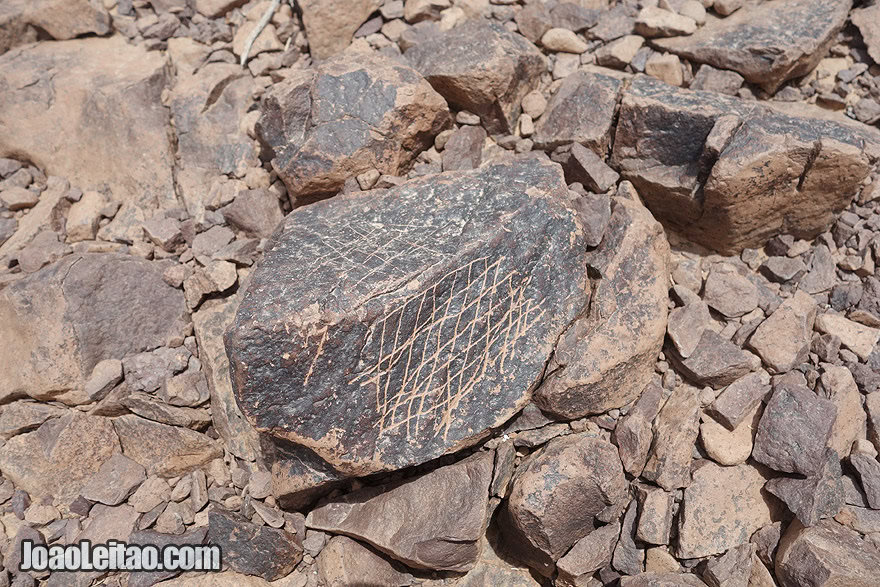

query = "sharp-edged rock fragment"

[
  {"left": 208, "top": 509, "right": 303, "bottom": 581},
  {"left": 0, "top": 0, "right": 110, "bottom": 54},
  {"left": 406, "top": 20, "right": 545, "bottom": 134},
  {"left": 317, "top": 536, "right": 415, "bottom": 587},
  {"left": 747, "top": 290, "right": 817, "bottom": 374},
  {"left": 500, "top": 434, "right": 628, "bottom": 576},
  {"left": 257, "top": 52, "right": 450, "bottom": 202},
  {"left": 820, "top": 364, "right": 867, "bottom": 459},
  {"left": 613, "top": 382, "right": 665, "bottom": 477},
  {"left": 642, "top": 384, "right": 701, "bottom": 491},
  {"left": 307, "top": 452, "right": 493, "bottom": 572},
  {"left": 667, "top": 300, "right": 710, "bottom": 359},
  {"left": 765, "top": 450, "right": 844, "bottom": 527},
  {"left": 227, "top": 159, "right": 592, "bottom": 484},
  {"left": 815, "top": 312, "right": 880, "bottom": 361},
  {"left": 653, "top": 0, "right": 852, "bottom": 92},
  {"left": 852, "top": 3, "right": 880, "bottom": 65},
  {"left": 556, "top": 521, "right": 620, "bottom": 586},
  {"left": 669, "top": 330, "right": 756, "bottom": 388},
  {"left": 298, "top": 0, "right": 383, "bottom": 59},
  {"left": 707, "top": 371, "right": 770, "bottom": 430},
  {"left": 612, "top": 75, "right": 879, "bottom": 254}
]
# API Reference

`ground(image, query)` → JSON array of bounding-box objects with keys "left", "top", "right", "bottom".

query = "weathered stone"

[
  {"left": 564, "top": 143, "right": 620, "bottom": 193},
  {"left": 183, "top": 260, "right": 238, "bottom": 310},
  {"left": 667, "top": 301, "right": 710, "bottom": 359},
  {"left": 703, "top": 263, "right": 758, "bottom": 318},
  {"left": 208, "top": 509, "right": 303, "bottom": 581},
  {"left": 761, "top": 256, "right": 806, "bottom": 284},
  {"left": 634, "top": 7, "right": 696, "bottom": 38},
  {"left": 80, "top": 454, "right": 146, "bottom": 506},
  {"left": 0, "top": 400, "right": 65, "bottom": 440},
  {"left": 0, "top": 186, "right": 37, "bottom": 210},
  {"left": 699, "top": 404, "right": 760, "bottom": 466},
  {"left": 440, "top": 529, "right": 543, "bottom": 587},
  {"left": 16, "top": 230, "right": 70, "bottom": 274},
  {"left": 228, "top": 159, "right": 591, "bottom": 480},
  {"left": 642, "top": 384, "right": 700, "bottom": 491},
  {"left": 121, "top": 392, "right": 212, "bottom": 430},
  {"left": 307, "top": 452, "right": 493, "bottom": 572},
  {"left": 0, "top": 0, "right": 110, "bottom": 54},
  {"left": 299, "top": 0, "right": 383, "bottom": 59},
  {"left": 820, "top": 364, "right": 867, "bottom": 459},
  {"left": 611, "top": 75, "right": 879, "bottom": 254},
  {"left": 556, "top": 522, "right": 620, "bottom": 585},
  {"left": 129, "top": 476, "right": 172, "bottom": 514},
  {"left": 533, "top": 71, "right": 622, "bottom": 153},
  {"left": 654, "top": 0, "right": 852, "bottom": 92},
  {"left": 677, "top": 462, "right": 775, "bottom": 559},
  {"left": 0, "top": 413, "right": 119, "bottom": 502},
  {"left": 765, "top": 450, "right": 844, "bottom": 527},
  {"left": 635, "top": 484, "right": 674, "bottom": 545},
  {"left": 406, "top": 20, "right": 545, "bottom": 134},
  {"left": 775, "top": 519, "right": 880, "bottom": 587},
  {"left": 852, "top": 3, "right": 880, "bottom": 65},
  {"left": 747, "top": 290, "right": 817, "bottom": 374},
  {"left": 541, "top": 28, "right": 588, "bottom": 53},
  {"left": 113, "top": 415, "right": 221, "bottom": 477},
  {"left": 619, "top": 573, "right": 707, "bottom": 587},
  {"left": 535, "top": 193, "right": 669, "bottom": 418},
  {"left": 849, "top": 452, "right": 880, "bottom": 510},
  {"left": 701, "top": 543, "right": 754, "bottom": 587},
  {"left": 515, "top": 3, "right": 553, "bottom": 43},
  {"left": 752, "top": 383, "right": 836, "bottom": 475},
  {"left": 127, "top": 528, "right": 208, "bottom": 587},
  {"left": 707, "top": 371, "right": 770, "bottom": 430},
  {"left": 670, "top": 330, "right": 756, "bottom": 388},
  {"left": 569, "top": 190, "right": 611, "bottom": 248},
  {"left": 0, "top": 253, "right": 186, "bottom": 404},
  {"left": 595, "top": 35, "right": 644, "bottom": 69},
  {"left": 500, "top": 435, "right": 627, "bottom": 577},
  {"left": 815, "top": 312, "right": 880, "bottom": 361},
  {"left": 317, "top": 535, "right": 415, "bottom": 587},
  {"left": 689, "top": 64, "right": 744, "bottom": 95},
  {"left": 613, "top": 382, "right": 664, "bottom": 476},
  {"left": 258, "top": 52, "right": 450, "bottom": 203},
  {"left": 0, "top": 38, "right": 175, "bottom": 208},
  {"left": 442, "top": 125, "right": 486, "bottom": 171},
  {"left": 645, "top": 53, "right": 684, "bottom": 87}
]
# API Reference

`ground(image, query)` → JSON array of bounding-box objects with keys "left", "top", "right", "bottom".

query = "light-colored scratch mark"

[{"left": 303, "top": 326, "right": 328, "bottom": 387}]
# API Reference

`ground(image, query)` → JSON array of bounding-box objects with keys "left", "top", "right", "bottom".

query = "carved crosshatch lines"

[{"left": 350, "top": 256, "right": 546, "bottom": 440}]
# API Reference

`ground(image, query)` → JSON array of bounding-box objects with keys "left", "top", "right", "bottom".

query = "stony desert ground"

[{"left": 1, "top": 0, "right": 880, "bottom": 585}]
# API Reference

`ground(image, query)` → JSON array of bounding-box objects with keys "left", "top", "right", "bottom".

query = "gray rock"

[
  {"left": 556, "top": 521, "right": 620, "bottom": 586},
  {"left": 0, "top": 400, "right": 65, "bottom": 440},
  {"left": 689, "top": 64, "right": 744, "bottom": 95},
  {"left": 208, "top": 508, "right": 302, "bottom": 581},
  {"left": 533, "top": 71, "right": 623, "bottom": 153},
  {"left": 669, "top": 330, "right": 756, "bottom": 388},
  {"left": 564, "top": 143, "right": 620, "bottom": 193},
  {"left": 317, "top": 535, "right": 415, "bottom": 587},
  {"left": 257, "top": 52, "right": 450, "bottom": 203},
  {"left": 220, "top": 189, "right": 283, "bottom": 239},
  {"left": 635, "top": 484, "right": 674, "bottom": 545},
  {"left": 642, "top": 383, "right": 701, "bottom": 491},
  {"left": 612, "top": 500, "right": 645, "bottom": 576},
  {"left": 752, "top": 383, "right": 837, "bottom": 476},
  {"left": 765, "top": 450, "right": 844, "bottom": 527},
  {"left": 852, "top": 3, "right": 880, "bottom": 65},
  {"left": 667, "top": 300, "right": 710, "bottom": 359},
  {"left": 227, "top": 158, "right": 592, "bottom": 484},
  {"left": 570, "top": 190, "right": 611, "bottom": 248},
  {"left": 702, "top": 263, "right": 758, "bottom": 318},
  {"left": 298, "top": 0, "right": 382, "bottom": 59},
  {"left": 406, "top": 20, "right": 545, "bottom": 134},
  {"left": 707, "top": 372, "right": 770, "bottom": 430},
  {"left": 80, "top": 454, "right": 146, "bottom": 506},
  {"left": 654, "top": 0, "right": 852, "bottom": 92},
  {"left": 849, "top": 452, "right": 880, "bottom": 510},
  {"left": 442, "top": 125, "right": 486, "bottom": 171},
  {"left": 113, "top": 415, "right": 222, "bottom": 477},
  {"left": 307, "top": 452, "right": 493, "bottom": 572},
  {"left": 613, "top": 382, "right": 664, "bottom": 477}
]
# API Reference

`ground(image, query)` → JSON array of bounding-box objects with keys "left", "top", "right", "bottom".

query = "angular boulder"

[
  {"left": 257, "top": 52, "right": 450, "bottom": 203},
  {"left": 0, "top": 37, "right": 176, "bottom": 208},
  {"left": 226, "top": 158, "right": 591, "bottom": 482},
  {"left": 299, "top": 0, "right": 383, "bottom": 60},
  {"left": 653, "top": 0, "right": 852, "bottom": 92},
  {"left": 0, "top": 0, "right": 110, "bottom": 55},
  {"left": 499, "top": 434, "right": 628, "bottom": 576},
  {"left": 853, "top": 3, "right": 880, "bottom": 65},
  {"left": 405, "top": 20, "right": 546, "bottom": 134},
  {"left": 0, "top": 254, "right": 187, "bottom": 404},
  {"left": 612, "top": 75, "right": 879, "bottom": 254},
  {"left": 534, "top": 191, "right": 670, "bottom": 418},
  {"left": 306, "top": 451, "right": 493, "bottom": 572}
]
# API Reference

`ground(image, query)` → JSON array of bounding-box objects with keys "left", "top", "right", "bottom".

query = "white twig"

[{"left": 240, "top": 0, "right": 282, "bottom": 67}]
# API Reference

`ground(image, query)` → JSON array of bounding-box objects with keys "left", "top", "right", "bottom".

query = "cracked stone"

[
  {"left": 747, "top": 290, "right": 817, "bottom": 374},
  {"left": 642, "top": 383, "right": 701, "bottom": 491}
]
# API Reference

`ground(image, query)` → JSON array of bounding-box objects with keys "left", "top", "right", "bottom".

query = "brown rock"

[
  {"left": 406, "top": 20, "right": 545, "bottom": 134},
  {"left": 500, "top": 434, "right": 628, "bottom": 576},
  {"left": 820, "top": 364, "right": 867, "bottom": 459},
  {"left": 535, "top": 193, "right": 670, "bottom": 418},
  {"left": 752, "top": 383, "right": 837, "bottom": 475},
  {"left": 317, "top": 536, "right": 415, "bottom": 587},
  {"left": 701, "top": 543, "right": 754, "bottom": 587},
  {"left": 677, "top": 462, "right": 776, "bottom": 559},
  {"left": 634, "top": 6, "right": 696, "bottom": 38},
  {"left": 299, "top": 0, "right": 383, "bottom": 59},
  {"left": 667, "top": 301, "right": 710, "bottom": 359},
  {"left": 703, "top": 263, "right": 758, "bottom": 318},
  {"left": 635, "top": 484, "right": 674, "bottom": 545},
  {"left": 258, "top": 52, "right": 450, "bottom": 202},
  {"left": 849, "top": 452, "right": 880, "bottom": 510},
  {"left": 208, "top": 508, "right": 303, "bottom": 581},
  {"left": 775, "top": 519, "right": 880, "bottom": 587},
  {"left": 0, "top": 413, "right": 120, "bottom": 503},
  {"left": 0, "top": 400, "right": 65, "bottom": 440},
  {"left": 642, "top": 384, "right": 700, "bottom": 491},
  {"left": 699, "top": 404, "right": 760, "bottom": 466},
  {"left": 307, "top": 452, "right": 493, "bottom": 572},
  {"left": 80, "top": 454, "right": 146, "bottom": 507},
  {"left": 654, "top": 0, "right": 852, "bottom": 92},
  {"left": 613, "top": 499, "right": 645, "bottom": 576},
  {"left": 563, "top": 143, "right": 620, "bottom": 193},
  {"left": 0, "top": 0, "right": 110, "bottom": 54},
  {"left": 556, "top": 522, "right": 620, "bottom": 586},
  {"left": 747, "top": 290, "right": 817, "bottom": 374},
  {"left": 669, "top": 330, "right": 756, "bottom": 388},
  {"left": 707, "top": 371, "right": 770, "bottom": 430},
  {"left": 689, "top": 65, "right": 744, "bottom": 96},
  {"left": 533, "top": 71, "right": 623, "bottom": 153},
  {"left": 815, "top": 312, "right": 880, "bottom": 361},
  {"left": 613, "top": 382, "right": 665, "bottom": 477},
  {"left": 113, "top": 415, "right": 222, "bottom": 477},
  {"left": 442, "top": 125, "right": 486, "bottom": 171},
  {"left": 619, "top": 573, "right": 707, "bottom": 587},
  {"left": 852, "top": 3, "right": 880, "bottom": 65},
  {"left": 765, "top": 449, "right": 844, "bottom": 527}
]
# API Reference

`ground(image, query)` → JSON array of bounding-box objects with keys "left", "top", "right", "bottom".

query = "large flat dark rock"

[{"left": 226, "top": 157, "right": 591, "bottom": 483}]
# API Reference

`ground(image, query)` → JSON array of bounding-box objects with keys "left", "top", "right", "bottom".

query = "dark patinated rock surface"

[
  {"left": 257, "top": 52, "right": 450, "bottom": 203},
  {"left": 226, "top": 158, "right": 592, "bottom": 485},
  {"left": 653, "top": 0, "right": 852, "bottom": 92},
  {"left": 612, "top": 76, "right": 879, "bottom": 254},
  {"left": 405, "top": 20, "right": 546, "bottom": 134},
  {"left": 208, "top": 509, "right": 303, "bottom": 581}
]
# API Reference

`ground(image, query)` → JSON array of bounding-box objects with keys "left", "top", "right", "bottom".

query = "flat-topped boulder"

[
  {"left": 612, "top": 76, "right": 880, "bottom": 254},
  {"left": 226, "top": 157, "right": 592, "bottom": 484},
  {"left": 653, "top": 0, "right": 852, "bottom": 93},
  {"left": 257, "top": 52, "right": 450, "bottom": 203}
]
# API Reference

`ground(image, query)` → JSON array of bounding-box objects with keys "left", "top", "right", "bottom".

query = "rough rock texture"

[
  {"left": 257, "top": 52, "right": 450, "bottom": 202},
  {"left": 500, "top": 434, "right": 628, "bottom": 576},
  {"left": 299, "top": 0, "right": 383, "bottom": 60},
  {"left": 534, "top": 192, "right": 670, "bottom": 418},
  {"left": 306, "top": 452, "right": 493, "bottom": 572},
  {"left": 0, "top": 37, "right": 176, "bottom": 208},
  {"left": 0, "top": 0, "right": 110, "bottom": 55},
  {"left": 677, "top": 462, "right": 776, "bottom": 559},
  {"left": 406, "top": 20, "right": 546, "bottom": 134},
  {"left": 0, "top": 254, "right": 186, "bottom": 403},
  {"left": 613, "top": 382, "right": 665, "bottom": 476},
  {"left": 747, "top": 290, "right": 817, "bottom": 374},
  {"left": 532, "top": 71, "right": 623, "bottom": 152},
  {"left": 642, "top": 383, "right": 701, "bottom": 490},
  {"left": 654, "top": 0, "right": 853, "bottom": 92},
  {"left": 227, "top": 158, "right": 591, "bottom": 482},
  {"left": 852, "top": 3, "right": 880, "bottom": 65},
  {"left": 612, "top": 76, "right": 879, "bottom": 254},
  {"left": 113, "top": 415, "right": 222, "bottom": 477},
  {"left": 317, "top": 535, "right": 415, "bottom": 587},
  {"left": 775, "top": 519, "right": 880, "bottom": 587},
  {"left": 208, "top": 509, "right": 303, "bottom": 581},
  {"left": 765, "top": 449, "right": 844, "bottom": 527}
]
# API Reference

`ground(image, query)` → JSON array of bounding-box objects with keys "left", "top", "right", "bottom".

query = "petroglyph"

[{"left": 351, "top": 256, "right": 546, "bottom": 440}]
